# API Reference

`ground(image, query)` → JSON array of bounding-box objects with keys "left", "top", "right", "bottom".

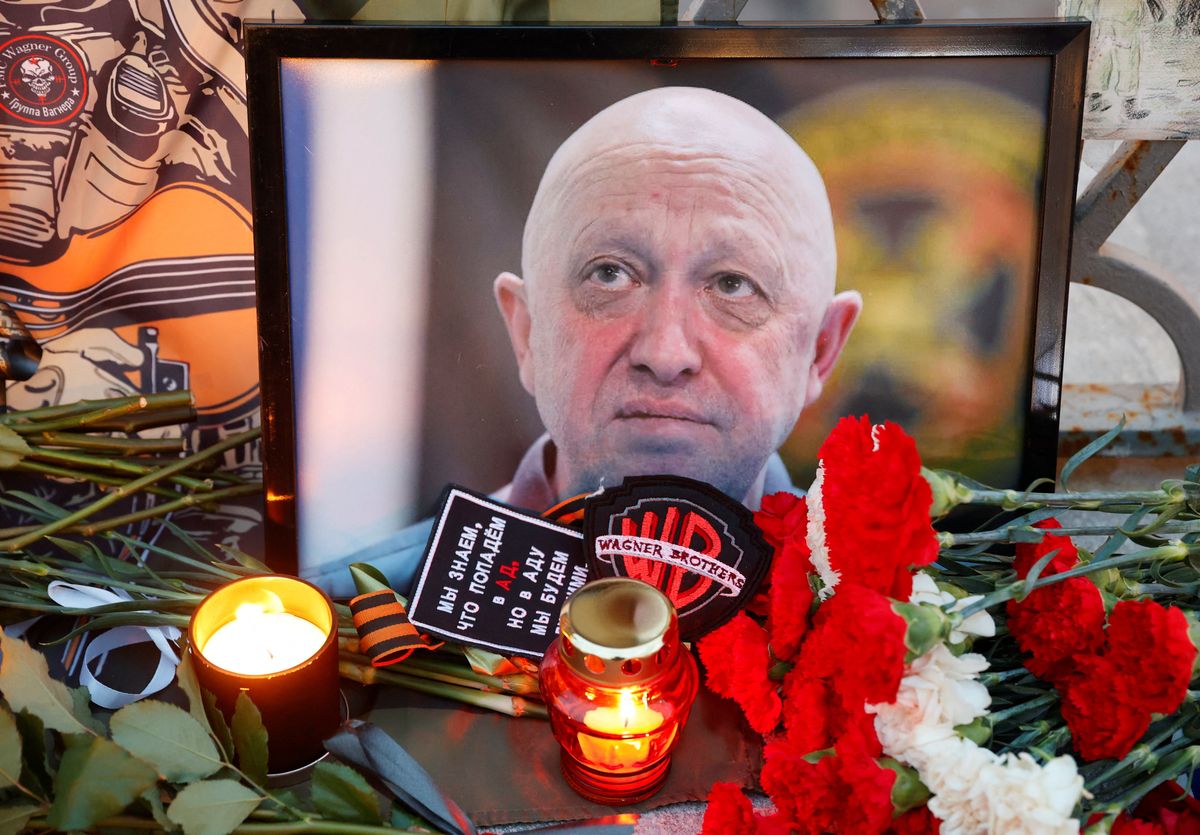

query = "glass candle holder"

[
  {"left": 538, "top": 577, "right": 698, "bottom": 805},
  {"left": 188, "top": 575, "right": 339, "bottom": 773}
]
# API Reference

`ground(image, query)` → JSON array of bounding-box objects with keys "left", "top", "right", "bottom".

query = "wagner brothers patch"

[{"left": 583, "top": 476, "right": 771, "bottom": 642}]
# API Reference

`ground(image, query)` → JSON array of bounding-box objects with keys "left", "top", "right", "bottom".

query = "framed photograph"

[{"left": 246, "top": 21, "right": 1088, "bottom": 580}]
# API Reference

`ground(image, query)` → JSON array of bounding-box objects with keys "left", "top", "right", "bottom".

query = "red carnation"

[
  {"left": 1013, "top": 519, "right": 1079, "bottom": 578},
  {"left": 1133, "top": 782, "right": 1200, "bottom": 835},
  {"left": 1006, "top": 574, "right": 1105, "bottom": 681},
  {"left": 1106, "top": 600, "right": 1196, "bottom": 715},
  {"left": 1113, "top": 816, "right": 1168, "bottom": 835},
  {"left": 701, "top": 783, "right": 756, "bottom": 835},
  {"left": 1059, "top": 654, "right": 1152, "bottom": 761},
  {"left": 756, "top": 491, "right": 807, "bottom": 551},
  {"left": 761, "top": 736, "right": 896, "bottom": 834},
  {"left": 813, "top": 417, "right": 937, "bottom": 600},
  {"left": 768, "top": 533, "right": 814, "bottom": 660},
  {"left": 697, "top": 612, "right": 782, "bottom": 734},
  {"left": 1005, "top": 521, "right": 1106, "bottom": 681},
  {"left": 889, "top": 806, "right": 942, "bottom": 834},
  {"left": 801, "top": 583, "right": 908, "bottom": 713}
]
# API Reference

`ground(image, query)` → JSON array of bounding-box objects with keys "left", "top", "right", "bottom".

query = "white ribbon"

[{"left": 46, "top": 581, "right": 182, "bottom": 710}]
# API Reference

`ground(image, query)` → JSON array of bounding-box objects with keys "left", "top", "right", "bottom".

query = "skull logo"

[{"left": 19, "top": 57, "right": 56, "bottom": 99}]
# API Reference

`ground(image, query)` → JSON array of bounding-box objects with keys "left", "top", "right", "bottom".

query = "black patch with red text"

[
  {"left": 583, "top": 476, "right": 771, "bottom": 641},
  {"left": 0, "top": 34, "right": 88, "bottom": 125},
  {"left": 407, "top": 486, "right": 589, "bottom": 659}
]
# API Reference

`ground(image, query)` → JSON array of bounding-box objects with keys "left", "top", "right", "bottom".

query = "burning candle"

[
  {"left": 577, "top": 690, "right": 666, "bottom": 769},
  {"left": 189, "top": 575, "right": 339, "bottom": 773},
  {"left": 539, "top": 578, "right": 697, "bottom": 805},
  {"left": 201, "top": 599, "right": 327, "bottom": 675}
]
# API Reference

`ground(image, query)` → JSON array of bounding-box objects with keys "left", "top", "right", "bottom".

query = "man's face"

[{"left": 503, "top": 142, "right": 848, "bottom": 502}]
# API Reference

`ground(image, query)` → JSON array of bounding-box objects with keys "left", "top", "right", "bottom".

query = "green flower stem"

[
  {"left": 9, "top": 460, "right": 185, "bottom": 502},
  {"left": 72, "top": 483, "right": 260, "bottom": 537},
  {"left": 0, "top": 427, "right": 259, "bottom": 552},
  {"left": 33, "top": 431, "right": 186, "bottom": 454},
  {"left": 23, "top": 817, "right": 426, "bottom": 834},
  {"left": 27, "top": 446, "right": 216, "bottom": 491},
  {"left": 941, "top": 521, "right": 1200, "bottom": 549},
  {"left": 0, "top": 392, "right": 193, "bottom": 427},
  {"left": 0, "top": 483, "right": 260, "bottom": 541},
  {"left": 958, "top": 488, "right": 1180, "bottom": 510},
  {"left": 1095, "top": 745, "right": 1200, "bottom": 813},
  {"left": 107, "top": 532, "right": 244, "bottom": 580},
  {"left": 341, "top": 651, "right": 540, "bottom": 696},
  {"left": 5, "top": 398, "right": 163, "bottom": 434},
  {"left": 2, "top": 559, "right": 197, "bottom": 599},
  {"left": 989, "top": 691, "right": 1058, "bottom": 726},
  {"left": 957, "top": 542, "right": 1197, "bottom": 618},
  {"left": 90, "top": 405, "right": 199, "bottom": 434},
  {"left": 340, "top": 661, "right": 548, "bottom": 719}
]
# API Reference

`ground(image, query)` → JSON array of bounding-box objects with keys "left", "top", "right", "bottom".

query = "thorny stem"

[{"left": 0, "top": 428, "right": 259, "bottom": 552}]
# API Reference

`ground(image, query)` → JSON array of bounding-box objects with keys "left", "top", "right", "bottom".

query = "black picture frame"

[{"left": 246, "top": 20, "right": 1088, "bottom": 577}]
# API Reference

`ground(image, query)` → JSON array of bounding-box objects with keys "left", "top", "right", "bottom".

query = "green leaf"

[
  {"left": 0, "top": 632, "right": 97, "bottom": 736},
  {"left": 4, "top": 490, "right": 69, "bottom": 521},
  {"left": 14, "top": 711, "right": 52, "bottom": 796},
  {"left": 202, "top": 690, "right": 235, "bottom": 762},
  {"left": 69, "top": 686, "right": 105, "bottom": 734},
  {"left": 47, "top": 735, "right": 158, "bottom": 831},
  {"left": 349, "top": 562, "right": 392, "bottom": 596},
  {"left": 1060, "top": 416, "right": 1125, "bottom": 490},
  {"left": 311, "top": 760, "right": 382, "bottom": 825},
  {"left": 175, "top": 651, "right": 209, "bottom": 730},
  {"left": 231, "top": 692, "right": 268, "bottom": 786},
  {"left": 0, "top": 425, "right": 31, "bottom": 469},
  {"left": 218, "top": 544, "right": 271, "bottom": 574},
  {"left": 111, "top": 700, "right": 222, "bottom": 783},
  {"left": 0, "top": 703, "right": 20, "bottom": 790},
  {"left": 0, "top": 800, "right": 40, "bottom": 835},
  {"left": 141, "top": 786, "right": 177, "bottom": 833},
  {"left": 166, "top": 779, "right": 261, "bottom": 835}
]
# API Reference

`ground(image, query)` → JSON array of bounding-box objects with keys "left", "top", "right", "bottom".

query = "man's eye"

[
  {"left": 711, "top": 273, "right": 757, "bottom": 299},
  {"left": 588, "top": 262, "right": 635, "bottom": 288}
]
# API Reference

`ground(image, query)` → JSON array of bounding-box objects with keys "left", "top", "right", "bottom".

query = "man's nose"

[{"left": 627, "top": 285, "right": 703, "bottom": 384}]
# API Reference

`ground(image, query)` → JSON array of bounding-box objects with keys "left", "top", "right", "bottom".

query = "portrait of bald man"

[
  {"left": 492, "top": 86, "right": 860, "bottom": 509},
  {"left": 306, "top": 86, "right": 860, "bottom": 598}
]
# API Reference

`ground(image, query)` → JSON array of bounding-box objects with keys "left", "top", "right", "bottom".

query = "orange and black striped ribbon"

[
  {"left": 349, "top": 590, "right": 443, "bottom": 667},
  {"left": 542, "top": 493, "right": 590, "bottom": 529}
]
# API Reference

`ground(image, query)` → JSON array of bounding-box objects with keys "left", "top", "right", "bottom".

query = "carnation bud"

[
  {"left": 878, "top": 757, "right": 930, "bottom": 816},
  {"left": 891, "top": 601, "right": 951, "bottom": 660},
  {"left": 1185, "top": 611, "right": 1200, "bottom": 681},
  {"left": 954, "top": 716, "right": 992, "bottom": 746},
  {"left": 922, "top": 467, "right": 974, "bottom": 518}
]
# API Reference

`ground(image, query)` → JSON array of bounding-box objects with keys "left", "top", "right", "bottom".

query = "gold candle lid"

[{"left": 558, "top": 578, "right": 682, "bottom": 686}]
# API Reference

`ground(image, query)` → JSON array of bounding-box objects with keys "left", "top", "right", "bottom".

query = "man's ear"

[
  {"left": 805, "top": 290, "right": 862, "bottom": 408},
  {"left": 494, "top": 271, "right": 536, "bottom": 396}
]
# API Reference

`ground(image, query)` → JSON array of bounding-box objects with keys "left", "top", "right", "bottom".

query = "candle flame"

[
  {"left": 234, "top": 591, "right": 285, "bottom": 623},
  {"left": 618, "top": 690, "right": 643, "bottom": 730}
]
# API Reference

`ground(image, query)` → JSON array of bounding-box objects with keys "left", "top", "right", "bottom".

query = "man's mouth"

[{"left": 615, "top": 401, "right": 712, "bottom": 425}]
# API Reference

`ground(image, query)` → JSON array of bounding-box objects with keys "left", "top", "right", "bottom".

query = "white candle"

[
  {"left": 577, "top": 690, "right": 666, "bottom": 769},
  {"left": 201, "top": 602, "right": 328, "bottom": 675}
]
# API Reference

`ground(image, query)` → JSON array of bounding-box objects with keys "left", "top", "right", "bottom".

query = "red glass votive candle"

[
  {"left": 188, "top": 575, "right": 339, "bottom": 773},
  {"left": 538, "top": 578, "right": 698, "bottom": 805}
]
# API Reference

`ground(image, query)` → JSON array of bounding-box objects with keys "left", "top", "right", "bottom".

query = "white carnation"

[
  {"left": 806, "top": 462, "right": 839, "bottom": 599},
  {"left": 971, "top": 753, "right": 1082, "bottom": 835},
  {"left": 909, "top": 571, "right": 996, "bottom": 643},
  {"left": 868, "top": 644, "right": 991, "bottom": 763}
]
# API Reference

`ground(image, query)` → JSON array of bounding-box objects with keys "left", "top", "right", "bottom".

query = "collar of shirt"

[{"left": 492, "top": 433, "right": 800, "bottom": 513}]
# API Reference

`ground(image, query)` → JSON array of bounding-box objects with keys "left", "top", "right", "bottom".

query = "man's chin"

[{"left": 576, "top": 437, "right": 761, "bottom": 501}]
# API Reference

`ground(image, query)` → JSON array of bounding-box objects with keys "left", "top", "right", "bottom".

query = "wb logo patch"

[{"left": 583, "top": 476, "right": 771, "bottom": 641}]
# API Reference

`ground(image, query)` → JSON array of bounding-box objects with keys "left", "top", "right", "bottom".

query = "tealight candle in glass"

[
  {"left": 538, "top": 577, "right": 698, "bottom": 805},
  {"left": 189, "top": 575, "right": 339, "bottom": 773}
]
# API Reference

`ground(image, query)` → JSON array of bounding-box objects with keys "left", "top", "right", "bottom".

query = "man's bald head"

[
  {"left": 494, "top": 86, "right": 860, "bottom": 504},
  {"left": 522, "top": 86, "right": 837, "bottom": 303}
]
